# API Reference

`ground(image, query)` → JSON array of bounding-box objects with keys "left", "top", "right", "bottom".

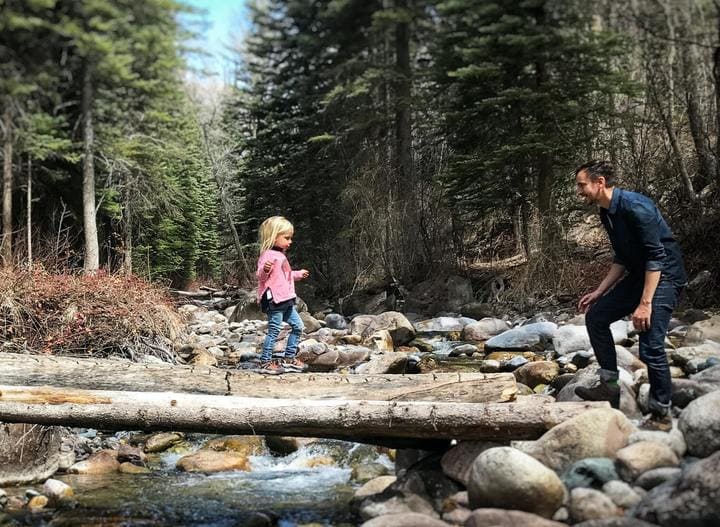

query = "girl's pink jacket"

[{"left": 256, "top": 249, "right": 304, "bottom": 303}]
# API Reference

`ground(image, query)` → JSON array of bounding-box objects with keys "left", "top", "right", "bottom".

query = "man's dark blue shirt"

[{"left": 600, "top": 188, "right": 687, "bottom": 286}]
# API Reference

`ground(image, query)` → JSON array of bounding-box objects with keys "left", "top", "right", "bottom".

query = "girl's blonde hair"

[{"left": 258, "top": 216, "right": 294, "bottom": 252}]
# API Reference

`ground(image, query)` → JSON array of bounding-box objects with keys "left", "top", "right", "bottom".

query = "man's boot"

[
  {"left": 575, "top": 369, "right": 620, "bottom": 409},
  {"left": 639, "top": 397, "right": 673, "bottom": 432}
]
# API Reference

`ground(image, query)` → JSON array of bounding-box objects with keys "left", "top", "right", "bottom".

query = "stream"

[{"left": 2, "top": 435, "right": 394, "bottom": 527}]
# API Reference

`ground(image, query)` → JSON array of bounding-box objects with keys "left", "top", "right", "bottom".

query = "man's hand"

[
  {"left": 578, "top": 289, "right": 602, "bottom": 313},
  {"left": 299, "top": 269, "right": 310, "bottom": 279},
  {"left": 632, "top": 302, "right": 652, "bottom": 332},
  {"left": 263, "top": 259, "right": 276, "bottom": 273}
]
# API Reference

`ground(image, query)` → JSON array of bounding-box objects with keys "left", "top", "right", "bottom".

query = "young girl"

[{"left": 256, "top": 216, "right": 309, "bottom": 374}]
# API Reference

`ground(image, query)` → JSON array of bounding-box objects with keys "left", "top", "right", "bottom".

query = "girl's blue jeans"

[
  {"left": 585, "top": 275, "right": 683, "bottom": 414},
  {"left": 261, "top": 304, "right": 304, "bottom": 362}
]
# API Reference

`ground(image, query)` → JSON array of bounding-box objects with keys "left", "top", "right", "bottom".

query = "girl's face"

[{"left": 274, "top": 231, "right": 293, "bottom": 251}]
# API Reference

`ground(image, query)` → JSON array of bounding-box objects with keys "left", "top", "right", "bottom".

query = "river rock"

[
  {"left": 462, "top": 318, "right": 510, "bottom": 341},
  {"left": 671, "top": 341, "right": 720, "bottom": 372},
  {"left": 628, "top": 428, "right": 687, "bottom": 458},
  {"left": 465, "top": 508, "right": 567, "bottom": 527},
  {"left": 568, "top": 487, "right": 622, "bottom": 523},
  {"left": 634, "top": 467, "right": 682, "bottom": 490},
  {"left": 485, "top": 322, "right": 558, "bottom": 351},
  {"left": 413, "top": 317, "right": 464, "bottom": 335},
  {"left": 118, "top": 443, "right": 147, "bottom": 465},
  {"left": 350, "top": 312, "right": 415, "bottom": 346},
  {"left": 632, "top": 450, "right": 720, "bottom": 526},
  {"left": 324, "top": 313, "right": 348, "bottom": 330},
  {"left": 552, "top": 321, "right": 628, "bottom": 355},
  {"left": 299, "top": 311, "right": 322, "bottom": 333},
  {"left": 354, "top": 352, "right": 409, "bottom": 374},
  {"left": 513, "top": 361, "right": 560, "bottom": 388},
  {"left": 678, "top": 390, "right": 720, "bottom": 457},
  {"left": 354, "top": 476, "right": 397, "bottom": 499},
  {"left": 360, "top": 512, "right": 450, "bottom": 527},
  {"left": 358, "top": 492, "right": 438, "bottom": 521},
  {"left": 615, "top": 441, "right": 679, "bottom": 482},
  {"left": 144, "top": 432, "right": 185, "bottom": 453},
  {"left": 668, "top": 378, "right": 714, "bottom": 408},
  {"left": 42, "top": 479, "right": 74, "bottom": 505},
  {"left": 602, "top": 480, "right": 643, "bottom": 509},
  {"left": 176, "top": 450, "right": 250, "bottom": 473},
  {"left": 119, "top": 462, "right": 151, "bottom": 474},
  {"left": 517, "top": 408, "right": 635, "bottom": 472},
  {"left": 365, "top": 330, "right": 394, "bottom": 352},
  {"left": 67, "top": 449, "right": 119, "bottom": 474},
  {"left": 561, "top": 458, "right": 619, "bottom": 491},
  {"left": 202, "top": 435, "right": 265, "bottom": 457},
  {"left": 691, "top": 314, "right": 720, "bottom": 341},
  {"left": 467, "top": 447, "right": 565, "bottom": 518},
  {"left": 573, "top": 520, "right": 661, "bottom": 527},
  {"left": 440, "top": 441, "right": 504, "bottom": 485}
]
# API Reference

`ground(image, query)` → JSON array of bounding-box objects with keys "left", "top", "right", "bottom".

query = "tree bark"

[
  {"left": 2, "top": 107, "right": 13, "bottom": 268},
  {"left": 82, "top": 60, "right": 100, "bottom": 273},
  {"left": 0, "top": 385, "right": 607, "bottom": 442},
  {"left": 680, "top": 4, "right": 717, "bottom": 186},
  {"left": 26, "top": 157, "right": 32, "bottom": 269},
  {"left": 0, "top": 353, "right": 518, "bottom": 403}
]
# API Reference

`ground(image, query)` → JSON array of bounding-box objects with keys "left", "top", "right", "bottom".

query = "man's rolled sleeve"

[{"left": 628, "top": 203, "right": 666, "bottom": 272}]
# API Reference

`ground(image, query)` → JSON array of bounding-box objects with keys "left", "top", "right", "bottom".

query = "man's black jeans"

[{"left": 585, "top": 275, "right": 683, "bottom": 413}]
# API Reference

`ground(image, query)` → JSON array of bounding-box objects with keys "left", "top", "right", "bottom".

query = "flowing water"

[{"left": 2, "top": 437, "right": 394, "bottom": 527}]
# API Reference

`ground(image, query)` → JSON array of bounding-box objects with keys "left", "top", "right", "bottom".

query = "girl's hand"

[
  {"left": 299, "top": 269, "right": 310, "bottom": 279},
  {"left": 263, "top": 260, "right": 275, "bottom": 273}
]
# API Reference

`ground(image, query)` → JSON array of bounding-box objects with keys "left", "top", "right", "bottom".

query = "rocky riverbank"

[{"left": 2, "top": 288, "right": 720, "bottom": 526}]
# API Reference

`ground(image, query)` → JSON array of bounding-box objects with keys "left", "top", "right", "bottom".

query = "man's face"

[{"left": 575, "top": 170, "right": 604, "bottom": 205}]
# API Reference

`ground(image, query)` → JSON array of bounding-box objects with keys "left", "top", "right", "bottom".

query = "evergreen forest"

[{"left": 2, "top": 0, "right": 720, "bottom": 305}]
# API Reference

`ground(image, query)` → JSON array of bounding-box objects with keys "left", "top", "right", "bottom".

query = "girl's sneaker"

[
  {"left": 282, "top": 357, "right": 308, "bottom": 372},
  {"left": 258, "top": 360, "right": 285, "bottom": 375}
]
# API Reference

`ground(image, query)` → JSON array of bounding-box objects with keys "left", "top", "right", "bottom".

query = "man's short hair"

[{"left": 575, "top": 160, "right": 616, "bottom": 187}]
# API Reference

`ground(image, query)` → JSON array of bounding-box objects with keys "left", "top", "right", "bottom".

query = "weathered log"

[
  {"left": 0, "top": 385, "right": 608, "bottom": 441},
  {"left": 0, "top": 422, "right": 63, "bottom": 486},
  {"left": 0, "top": 353, "right": 518, "bottom": 403}
]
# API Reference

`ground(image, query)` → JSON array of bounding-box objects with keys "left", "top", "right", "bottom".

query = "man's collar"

[{"left": 606, "top": 188, "right": 620, "bottom": 214}]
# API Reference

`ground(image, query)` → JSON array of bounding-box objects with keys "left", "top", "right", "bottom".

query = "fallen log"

[
  {"left": 0, "top": 353, "right": 517, "bottom": 403},
  {"left": 0, "top": 385, "right": 608, "bottom": 441}
]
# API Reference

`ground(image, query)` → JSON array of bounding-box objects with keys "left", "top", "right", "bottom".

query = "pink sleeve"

[{"left": 291, "top": 270, "right": 304, "bottom": 281}]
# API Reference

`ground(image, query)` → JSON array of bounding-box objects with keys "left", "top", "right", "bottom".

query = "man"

[{"left": 574, "top": 160, "right": 687, "bottom": 430}]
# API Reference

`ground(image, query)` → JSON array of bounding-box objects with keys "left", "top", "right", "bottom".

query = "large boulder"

[
  {"left": 678, "top": 390, "right": 720, "bottom": 458},
  {"left": 465, "top": 509, "right": 567, "bottom": 527},
  {"left": 691, "top": 314, "right": 720, "bottom": 342},
  {"left": 553, "top": 321, "right": 628, "bottom": 355},
  {"left": 360, "top": 512, "right": 450, "bottom": 527},
  {"left": 0, "top": 424, "right": 63, "bottom": 485},
  {"left": 614, "top": 441, "right": 679, "bottom": 482},
  {"left": 632, "top": 450, "right": 720, "bottom": 526},
  {"left": 462, "top": 317, "right": 510, "bottom": 341},
  {"left": 515, "top": 408, "right": 635, "bottom": 472},
  {"left": 485, "top": 322, "right": 558, "bottom": 352},
  {"left": 350, "top": 312, "right": 415, "bottom": 346},
  {"left": 404, "top": 275, "right": 474, "bottom": 314},
  {"left": 467, "top": 447, "right": 565, "bottom": 518},
  {"left": 440, "top": 441, "right": 504, "bottom": 486}
]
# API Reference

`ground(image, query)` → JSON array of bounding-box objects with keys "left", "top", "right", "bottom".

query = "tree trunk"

[
  {"left": 0, "top": 353, "right": 517, "bottom": 403},
  {"left": 122, "top": 177, "right": 132, "bottom": 274},
  {"left": 82, "top": 61, "right": 100, "bottom": 273},
  {"left": 680, "top": 5, "right": 717, "bottom": 186},
  {"left": 0, "top": 385, "right": 608, "bottom": 442},
  {"left": 26, "top": 157, "right": 32, "bottom": 269},
  {"left": 649, "top": 73, "right": 698, "bottom": 201},
  {"left": 394, "top": 0, "right": 413, "bottom": 189},
  {"left": 2, "top": 107, "right": 13, "bottom": 268}
]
